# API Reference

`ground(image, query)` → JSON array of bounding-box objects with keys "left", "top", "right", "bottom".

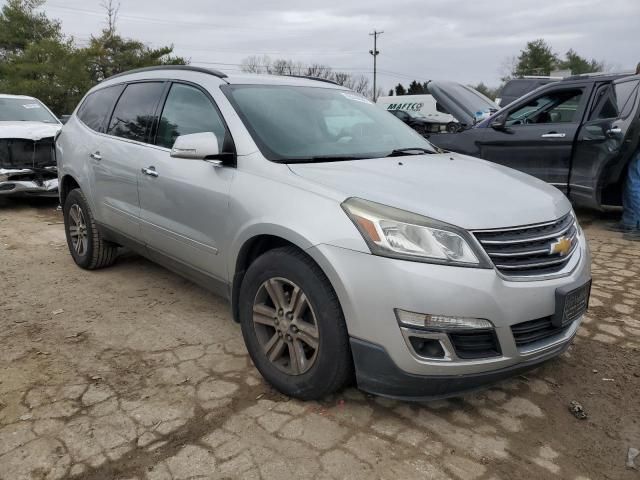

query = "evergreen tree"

[{"left": 514, "top": 39, "right": 559, "bottom": 76}]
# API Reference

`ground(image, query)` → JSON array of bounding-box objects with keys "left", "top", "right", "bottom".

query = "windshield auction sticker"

[{"left": 22, "top": 104, "right": 42, "bottom": 109}]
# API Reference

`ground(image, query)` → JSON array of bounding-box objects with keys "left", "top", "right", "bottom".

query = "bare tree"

[
  {"left": 101, "top": 0, "right": 120, "bottom": 37},
  {"left": 333, "top": 72, "right": 351, "bottom": 86},
  {"left": 239, "top": 56, "right": 380, "bottom": 99},
  {"left": 351, "top": 75, "right": 370, "bottom": 95},
  {"left": 305, "top": 64, "right": 333, "bottom": 79},
  {"left": 241, "top": 55, "right": 272, "bottom": 74},
  {"left": 270, "top": 59, "right": 304, "bottom": 76}
]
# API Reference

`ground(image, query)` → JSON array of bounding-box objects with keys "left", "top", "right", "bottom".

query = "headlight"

[{"left": 342, "top": 198, "right": 488, "bottom": 267}]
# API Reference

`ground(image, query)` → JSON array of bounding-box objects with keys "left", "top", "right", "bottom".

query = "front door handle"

[
  {"left": 89, "top": 151, "right": 102, "bottom": 161},
  {"left": 606, "top": 126, "right": 622, "bottom": 136},
  {"left": 141, "top": 166, "right": 159, "bottom": 177},
  {"left": 541, "top": 133, "right": 566, "bottom": 138}
]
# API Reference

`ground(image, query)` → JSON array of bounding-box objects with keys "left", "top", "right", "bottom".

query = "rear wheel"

[
  {"left": 239, "top": 247, "right": 352, "bottom": 400},
  {"left": 63, "top": 188, "right": 118, "bottom": 269}
]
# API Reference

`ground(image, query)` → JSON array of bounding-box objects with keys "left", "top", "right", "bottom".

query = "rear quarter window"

[{"left": 77, "top": 85, "right": 125, "bottom": 133}]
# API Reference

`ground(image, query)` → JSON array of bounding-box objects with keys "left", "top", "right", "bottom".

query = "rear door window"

[
  {"left": 107, "top": 82, "right": 164, "bottom": 143},
  {"left": 155, "top": 83, "right": 226, "bottom": 149},
  {"left": 615, "top": 80, "right": 639, "bottom": 118},
  {"left": 589, "top": 80, "right": 639, "bottom": 120},
  {"left": 77, "top": 85, "right": 124, "bottom": 133}
]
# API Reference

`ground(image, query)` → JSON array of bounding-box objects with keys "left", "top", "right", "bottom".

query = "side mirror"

[
  {"left": 170, "top": 132, "right": 220, "bottom": 160},
  {"left": 490, "top": 114, "right": 507, "bottom": 130}
]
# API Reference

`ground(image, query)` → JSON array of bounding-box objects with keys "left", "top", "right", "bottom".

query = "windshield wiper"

[
  {"left": 386, "top": 147, "right": 435, "bottom": 157},
  {"left": 284, "top": 155, "right": 372, "bottom": 164}
]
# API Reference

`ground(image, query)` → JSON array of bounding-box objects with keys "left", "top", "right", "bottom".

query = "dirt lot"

[{"left": 0, "top": 198, "right": 639, "bottom": 480}]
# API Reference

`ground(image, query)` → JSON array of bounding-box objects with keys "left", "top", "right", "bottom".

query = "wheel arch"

[
  {"left": 59, "top": 174, "right": 81, "bottom": 206},
  {"left": 230, "top": 227, "right": 335, "bottom": 323}
]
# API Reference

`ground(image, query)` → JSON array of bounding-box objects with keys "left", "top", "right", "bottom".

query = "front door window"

[{"left": 506, "top": 89, "right": 583, "bottom": 126}]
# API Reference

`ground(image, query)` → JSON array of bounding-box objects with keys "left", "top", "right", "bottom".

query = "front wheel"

[{"left": 238, "top": 247, "right": 352, "bottom": 400}]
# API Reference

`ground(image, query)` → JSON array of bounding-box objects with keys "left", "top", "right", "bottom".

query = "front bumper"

[
  {"left": 349, "top": 336, "right": 573, "bottom": 400},
  {"left": 0, "top": 168, "right": 59, "bottom": 197},
  {"left": 308, "top": 232, "right": 590, "bottom": 399}
]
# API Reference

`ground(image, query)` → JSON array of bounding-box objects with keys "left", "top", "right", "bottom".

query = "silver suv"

[{"left": 56, "top": 66, "right": 591, "bottom": 400}]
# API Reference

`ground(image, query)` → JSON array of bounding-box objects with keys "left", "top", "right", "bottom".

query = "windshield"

[
  {"left": 223, "top": 85, "right": 436, "bottom": 162},
  {"left": 0, "top": 97, "right": 59, "bottom": 123}
]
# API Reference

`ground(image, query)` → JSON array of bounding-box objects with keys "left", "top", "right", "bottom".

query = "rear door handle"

[
  {"left": 141, "top": 166, "right": 159, "bottom": 177},
  {"left": 541, "top": 133, "right": 566, "bottom": 138},
  {"left": 89, "top": 151, "right": 102, "bottom": 161}
]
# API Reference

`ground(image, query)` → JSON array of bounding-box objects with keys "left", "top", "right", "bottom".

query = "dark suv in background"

[{"left": 428, "top": 73, "right": 640, "bottom": 211}]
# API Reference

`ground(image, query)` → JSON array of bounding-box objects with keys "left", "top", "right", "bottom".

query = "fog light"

[
  {"left": 395, "top": 309, "right": 493, "bottom": 330},
  {"left": 408, "top": 337, "right": 445, "bottom": 358}
]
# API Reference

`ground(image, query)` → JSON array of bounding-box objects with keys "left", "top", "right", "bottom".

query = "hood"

[
  {"left": 427, "top": 81, "right": 498, "bottom": 127},
  {"left": 0, "top": 121, "right": 61, "bottom": 141},
  {"left": 288, "top": 153, "right": 571, "bottom": 230}
]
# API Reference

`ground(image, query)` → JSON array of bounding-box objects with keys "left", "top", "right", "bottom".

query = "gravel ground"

[{"left": 0, "top": 198, "right": 639, "bottom": 480}]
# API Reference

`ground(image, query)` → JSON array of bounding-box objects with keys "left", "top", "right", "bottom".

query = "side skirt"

[{"left": 97, "top": 222, "right": 231, "bottom": 300}]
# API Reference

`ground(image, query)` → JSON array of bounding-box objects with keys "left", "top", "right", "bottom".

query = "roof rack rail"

[
  {"left": 285, "top": 75, "right": 340, "bottom": 86},
  {"left": 104, "top": 65, "right": 228, "bottom": 82},
  {"left": 521, "top": 75, "right": 564, "bottom": 80},
  {"left": 562, "top": 70, "right": 634, "bottom": 81}
]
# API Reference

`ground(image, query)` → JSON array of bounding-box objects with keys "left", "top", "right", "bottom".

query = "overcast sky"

[{"left": 21, "top": 0, "right": 640, "bottom": 89}]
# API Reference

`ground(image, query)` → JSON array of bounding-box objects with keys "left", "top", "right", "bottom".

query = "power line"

[
  {"left": 45, "top": 3, "right": 273, "bottom": 31},
  {"left": 42, "top": 4, "right": 421, "bottom": 84},
  {"left": 42, "top": 4, "right": 367, "bottom": 56},
  {"left": 64, "top": 39, "right": 419, "bottom": 80}
]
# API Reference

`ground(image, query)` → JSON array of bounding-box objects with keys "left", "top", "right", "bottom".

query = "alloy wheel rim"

[
  {"left": 68, "top": 204, "right": 88, "bottom": 257},
  {"left": 252, "top": 277, "right": 319, "bottom": 376}
]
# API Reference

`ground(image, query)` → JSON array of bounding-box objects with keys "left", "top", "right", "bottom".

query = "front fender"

[{"left": 225, "top": 169, "right": 369, "bottom": 279}]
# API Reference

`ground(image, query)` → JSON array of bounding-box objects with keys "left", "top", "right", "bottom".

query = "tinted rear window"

[
  {"left": 590, "top": 80, "right": 640, "bottom": 120},
  {"left": 501, "top": 80, "right": 547, "bottom": 97},
  {"left": 77, "top": 85, "right": 124, "bottom": 132},
  {"left": 615, "top": 80, "right": 639, "bottom": 117},
  {"left": 107, "top": 82, "right": 164, "bottom": 143}
]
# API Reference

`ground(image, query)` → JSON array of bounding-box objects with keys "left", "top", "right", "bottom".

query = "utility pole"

[{"left": 369, "top": 30, "right": 383, "bottom": 101}]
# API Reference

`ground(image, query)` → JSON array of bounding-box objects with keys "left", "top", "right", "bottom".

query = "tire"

[
  {"left": 63, "top": 188, "right": 118, "bottom": 269},
  {"left": 446, "top": 122, "right": 459, "bottom": 133},
  {"left": 239, "top": 246, "right": 352, "bottom": 400}
]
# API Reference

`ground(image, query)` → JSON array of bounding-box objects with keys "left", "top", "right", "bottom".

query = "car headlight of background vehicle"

[{"left": 342, "top": 198, "right": 490, "bottom": 267}]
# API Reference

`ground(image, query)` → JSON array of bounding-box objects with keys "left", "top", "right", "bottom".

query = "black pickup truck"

[{"left": 427, "top": 73, "right": 640, "bottom": 210}]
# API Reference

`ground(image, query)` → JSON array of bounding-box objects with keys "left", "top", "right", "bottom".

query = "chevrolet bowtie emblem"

[{"left": 550, "top": 236, "right": 572, "bottom": 256}]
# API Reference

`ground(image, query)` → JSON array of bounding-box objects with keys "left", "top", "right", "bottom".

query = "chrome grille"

[{"left": 473, "top": 213, "right": 579, "bottom": 277}]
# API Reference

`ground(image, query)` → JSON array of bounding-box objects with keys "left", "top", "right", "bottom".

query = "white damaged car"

[{"left": 0, "top": 94, "right": 62, "bottom": 197}]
